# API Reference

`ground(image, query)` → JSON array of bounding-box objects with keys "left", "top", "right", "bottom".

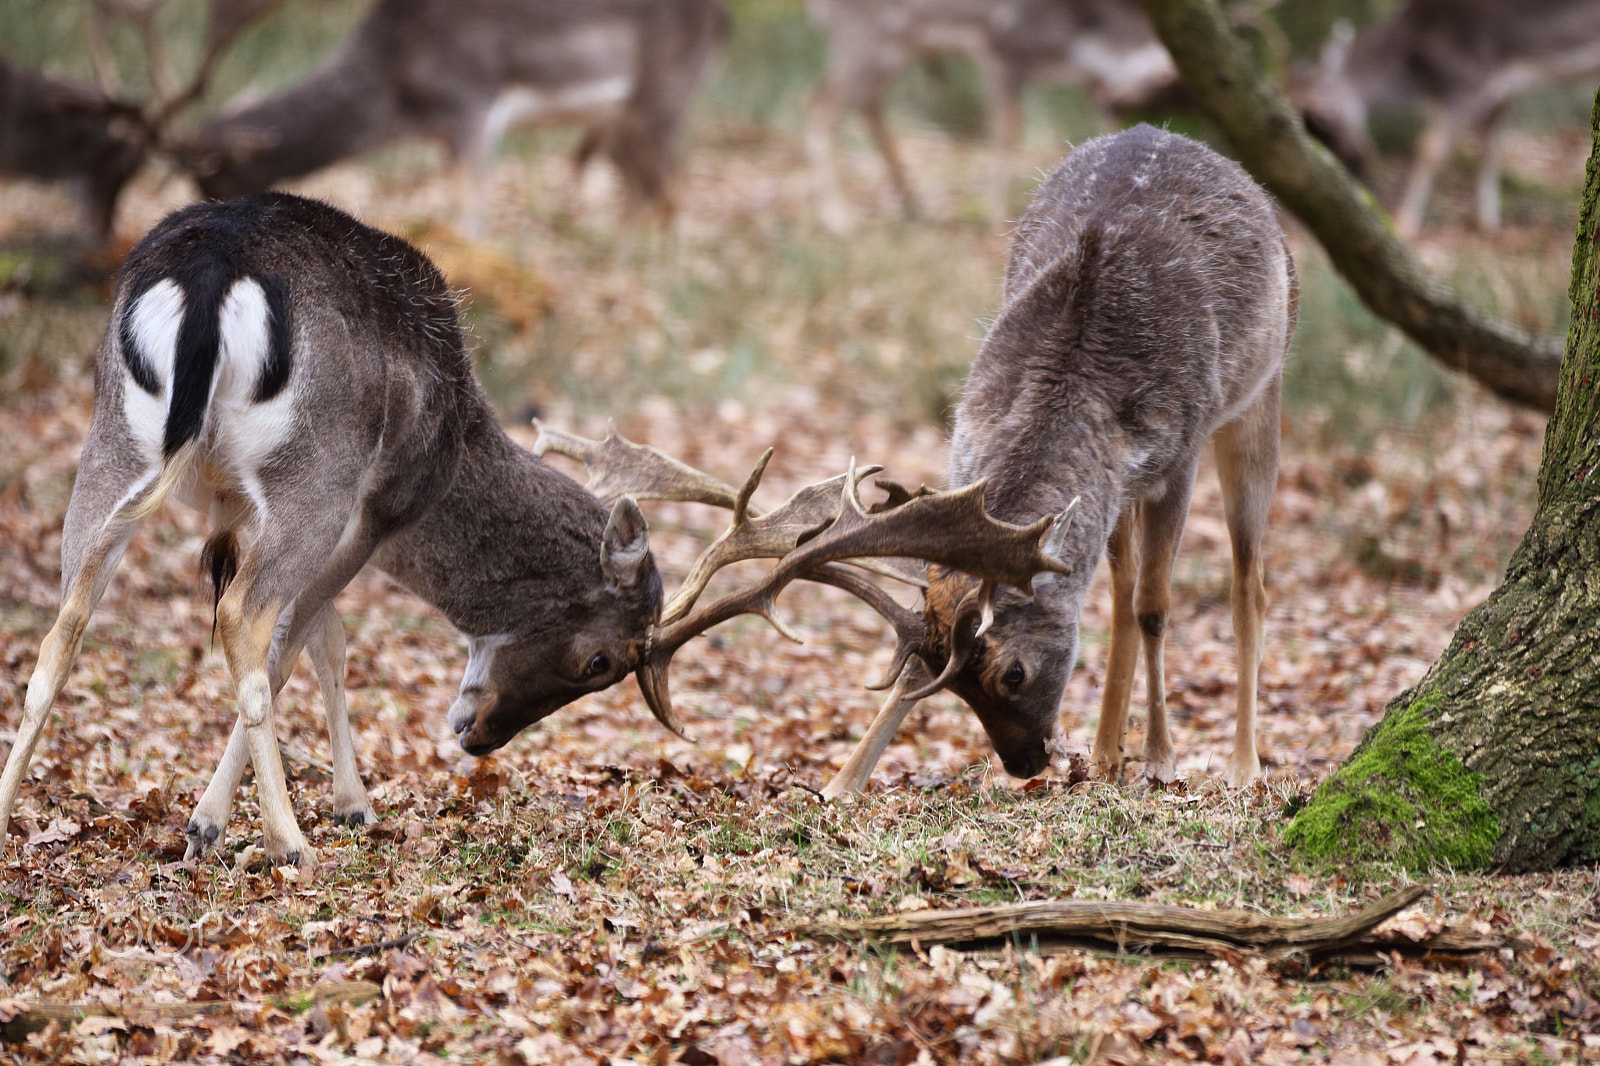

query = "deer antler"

[
  {"left": 89, "top": 0, "right": 288, "bottom": 154},
  {"left": 533, "top": 419, "right": 748, "bottom": 510},
  {"left": 636, "top": 461, "right": 1072, "bottom": 732}
]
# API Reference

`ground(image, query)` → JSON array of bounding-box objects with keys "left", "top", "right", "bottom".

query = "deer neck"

[{"left": 373, "top": 416, "right": 611, "bottom": 640}]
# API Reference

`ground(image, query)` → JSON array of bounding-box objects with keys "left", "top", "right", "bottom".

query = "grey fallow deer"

[
  {"left": 1291, "top": 0, "right": 1600, "bottom": 239},
  {"left": 827, "top": 125, "right": 1297, "bottom": 793},
  {"left": 0, "top": 192, "right": 670, "bottom": 869},
  {"left": 805, "top": 0, "right": 1175, "bottom": 231},
  {"left": 183, "top": 0, "right": 727, "bottom": 233}
]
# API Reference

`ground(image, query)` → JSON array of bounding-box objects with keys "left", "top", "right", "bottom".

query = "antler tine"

[
  {"left": 146, "top": 0, "right": 291, "bottom": 136},
  {"left": 637, "top": 461, "right": 1074, "bottom": 730},
  {"left": 532, "top": 419, "right": 748, "bottom": 509},
  {"left": 660, "top": 463, "right": 890, "bottom": 624},
  {"left": 804, "top": 563, "right": 925, "bottom": 691}
]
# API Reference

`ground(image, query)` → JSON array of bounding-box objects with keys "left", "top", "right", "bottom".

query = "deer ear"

[
  {"left": 601, "top": 495, "right": 652, "bottom": 593},
  {"left": 1035, "top": 496, "right": 1080, "bottom": 588}
]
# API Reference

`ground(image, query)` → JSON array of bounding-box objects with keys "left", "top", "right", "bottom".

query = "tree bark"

[
  {"left": 1285, "top": 90, "right": 1600, "bottom": 873},
  {"left": 1137, "top": 0, "right": 1566, "bottom": 412}
]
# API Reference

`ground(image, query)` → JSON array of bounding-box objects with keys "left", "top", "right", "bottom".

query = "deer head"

[
  {"left": 445, "top": 495, "right": 664, "bottom": 756},
  {"left": 918, "top": 499, "right": 1079, "bottom": 778}
]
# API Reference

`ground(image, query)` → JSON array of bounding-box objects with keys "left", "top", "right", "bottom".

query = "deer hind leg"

[
  {"left": 861, "top": 98, "right": 922, "bottom": 222},
  {"left": 184, "top": 603, "right": 372, "bottom": 859},
  {"left": 1213, "top": 374, "right": 1281, "bottom": 788},
  {"left": 213, "top": 569, "right": 311, "bottom": 868},
  {"left": 0, "top": 508, "right": 143, "bottom": 843},
  {"left": 1091, "top": 505, "right": 1140, "bottom": 782},
  {"left": 1135, "top": 468, "right": 1201, "bottom": 784}
]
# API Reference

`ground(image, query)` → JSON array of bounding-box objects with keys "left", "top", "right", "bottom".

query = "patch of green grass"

[{"left": 1284, "top": 699, "right": 1498, "bottom": 871}]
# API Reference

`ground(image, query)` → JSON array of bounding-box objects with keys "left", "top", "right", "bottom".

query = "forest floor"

[{"left": 1, "top": 73, "right": 1598, "bottom": 1065}]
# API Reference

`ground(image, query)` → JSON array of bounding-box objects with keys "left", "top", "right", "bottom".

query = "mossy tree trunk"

[{"left": 1285, "top": 91, "right": 1600, "bottom": 872}]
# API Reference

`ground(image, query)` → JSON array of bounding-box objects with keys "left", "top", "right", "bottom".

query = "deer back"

[
  {"left": 926, "top": 124, "right": 1295, "bottom": 775},
  {"left": 187, "top": 0, "right": 723, "bottom": 207}
]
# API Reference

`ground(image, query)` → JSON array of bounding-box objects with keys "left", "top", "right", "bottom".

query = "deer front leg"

[
  {"left": 217, "top": 580, "right": 315, "bottom": 869},
  {"left": 1091, "top": 507, "right": 1139, "bottom": 782},
  {"left": 1136, "top": 474, "right": 1200, "bottom": 784},
  {"left": 185, "top": 716, "right": 250, "bottom": 859},
  {"left": 820, "top": 663, "right": 930, "bottom": 800}
]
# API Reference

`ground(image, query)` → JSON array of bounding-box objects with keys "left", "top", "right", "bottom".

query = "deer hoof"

[
  {"left": 331, "top": 804, "right": 378, "bottom": 828},
  {"left": 184, "top": 818, "right": 224, "bottom": 861},
  {"left": 1224, "top": 760, "right": 1261, "bottom": 789},
  {"left": 1089, "top": 751, "right": 1123, "bottom": 784}
]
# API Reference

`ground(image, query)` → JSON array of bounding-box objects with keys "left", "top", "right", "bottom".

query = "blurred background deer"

[
  {"left": 804, "top": 0, "right": 1176, "bottom": 230},
  {"left": 184, "top": 0, "right": 728, "bottom": 234},
  {"left": 1291, "top": 0, "right": 1600, "bottom": 238}
]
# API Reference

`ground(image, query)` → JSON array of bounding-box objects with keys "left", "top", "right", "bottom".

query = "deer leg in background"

[
  {"left": 820, "top": 660, "right": 933, "bottom": 800},
  {"left": 862, "top": 96, "right": 922, "bottom": 221},
  {"left": 1134, "top": 467, "right": 1200, "bottom": 783},
  {"left": 975, "top": 50, "right": 1025, "bottom": 223},
  {"left": 305, "top": 604, "right": 375, "bottom": 827},
  {"left": 1475, "top": 101, "right": 1511, "bottom": 233},
  {"left": 1091, "top": 506, "right": 1141, "bottom": 782},
  {"left": 1394, "top": 97, "right": 1481, "bottom": 240},
  {"left": 449, "top": 118, "right": 495, "bottom": 239},
  {"left": 0, "top": 491, "right": 144, "bottom": 844},
  {"left": 805, "top": 80, "right": 855, "bottom": 234},
  {"left": 1213, "top": 375, "right": 1281, "bottom": 788}
]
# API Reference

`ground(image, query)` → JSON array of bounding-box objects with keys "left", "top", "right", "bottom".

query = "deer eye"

[
  {"left": 584, "top": 652, "right": 611, "bottom": 679},
  {"left": 1002, "top": 663, "right": 1026, "bottom": 689}
]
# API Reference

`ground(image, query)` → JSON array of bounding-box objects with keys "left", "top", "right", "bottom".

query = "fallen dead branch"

[
  {"left": 797, "top": 885, "right": 1506, "bottom": 966},
  {"left": 0, "top": 980, "right": 381, "bottom": 1043}
]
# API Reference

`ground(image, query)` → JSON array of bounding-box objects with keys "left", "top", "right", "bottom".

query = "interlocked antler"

[
  {"left": 636, "top": 460, "right": 1073, "bottom": 734},
  {"left": 534, "top": 421, "right": 923, "bottom": 616},
  {"left": 532, "top": 421, "right": 1072, "bottom": 742}
]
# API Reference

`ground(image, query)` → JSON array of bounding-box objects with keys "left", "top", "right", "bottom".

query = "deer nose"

[{"left": 1000, "top": 748, "right": 1049, "bottom": 779}]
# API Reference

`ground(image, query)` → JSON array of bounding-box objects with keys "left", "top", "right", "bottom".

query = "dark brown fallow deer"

[{"left": 0, "top": 0, "right": 286, "bottom": 242}]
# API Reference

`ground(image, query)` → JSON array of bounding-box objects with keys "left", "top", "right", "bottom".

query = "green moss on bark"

[{"left": 1285, "top": 701, "right": 1498, "bottom": 872}]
